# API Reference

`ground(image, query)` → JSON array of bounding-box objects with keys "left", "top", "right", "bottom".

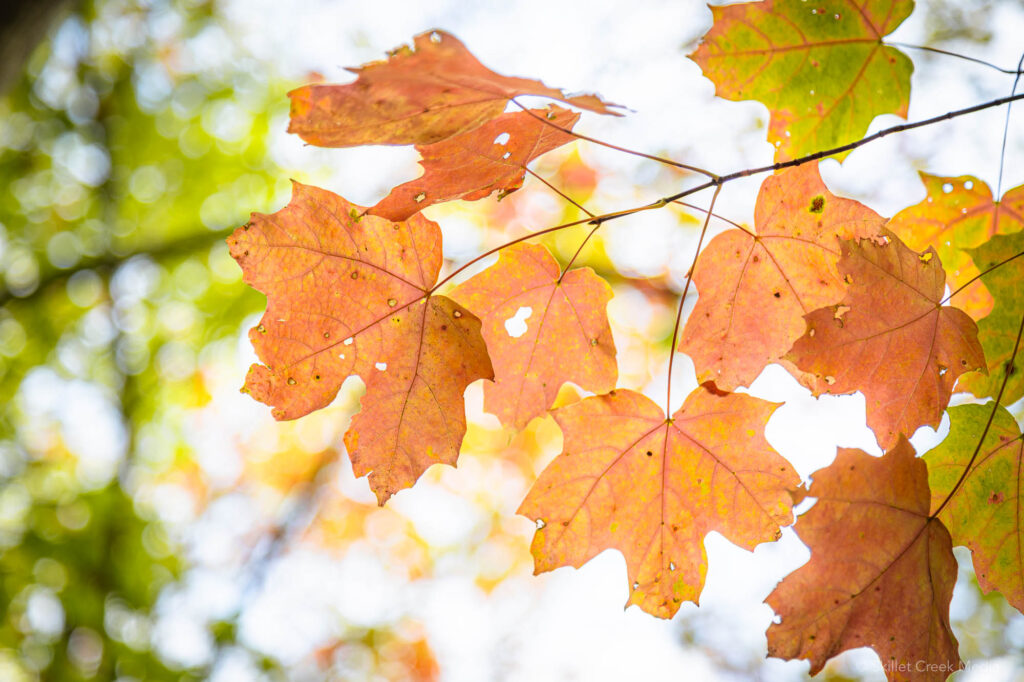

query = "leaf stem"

[
  {"left": 996, "top": 51, "right": 1024, "bottom": 198},
  {"left": 941, "top": 248, "right": 1024, "bottom": 305},
  {"left": 666, "top": 184, "right": 721, "bottom": 416},
  {"left": 431, "top": 198, "right": 673, "bottom": 292},
  {"left": 431, "top": 214, "right": 596, "bottom": 292},
  {"left": 887, "top": 42, "right": 1024, "bottom": 75},
  {"left": 671, "top": 200, "right": 752, "bottom": 236},
  {"left": 524, "top": 166, "right": 594, "bottom": 217},
  {"left": 510, "top": 98, "right": 718, "bottom": 178},
  {"left": 557, "top": 223, "right": 601, "bottom": 284},
  {"left": 930, "top": 309, "right": 1024, "bottom": 520}
]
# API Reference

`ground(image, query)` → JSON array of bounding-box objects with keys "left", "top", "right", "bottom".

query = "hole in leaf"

[
  {"left": 375, "top": 362, "right": 387, "bottom": 371},
  {"left": 942, "top": 182, "right": 953, "bottom": 193},
  {"left": 504, "top": 306, "right": 532, "bottom": 338},
  {"left": 493, "top": 132, "right": 511, "bottom": 145},
  {"left": 964, "top": 180, "right": 974, "bottom": 190}
]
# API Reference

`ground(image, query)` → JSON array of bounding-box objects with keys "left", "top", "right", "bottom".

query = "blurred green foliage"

[{"left": 0, "top": 0, "right": 285, "bottom": 678}]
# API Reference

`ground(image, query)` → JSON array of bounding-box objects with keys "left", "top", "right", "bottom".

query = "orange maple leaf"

[
  {"left": 679, "top": 162, "right": 885, "bottom": 390},
  {"left": 288, "top": 30, "right": 621, "bottom": 148},
  {"left": 371, "top": 106, "right": 581, "bottom": 221},
  {"left": 450, "top": 242, "right": 617, "bottom": 429},
  {"left": 767, "top": 440, "right": 961, "bottom": 681},
  {"left": 518, "top": 386, "right": 797, "bottom": 618},
  {"left": 788, "top": 230, "right": 985, "bottom": 450},
  {"left": 228, "top": 182, "right": 493, "bottom": 504}
]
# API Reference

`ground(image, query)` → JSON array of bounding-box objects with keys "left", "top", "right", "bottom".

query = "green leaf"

[
  {"left": 961, "top": 230, "right": 1024, "bottom": 404},
  {"left": 924, "top": 403, "right": 1024, "bottom": 612},
  {"left": 690, "top": 0, "right": 914, "bottom": 160}
]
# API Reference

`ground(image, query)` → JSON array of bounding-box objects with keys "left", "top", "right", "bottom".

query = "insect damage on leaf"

[
  {"left": 787, "top": 228, "right": 986, "bottom": 450},
  {"left": 228, "top": 182, "right": 492, "bottom": 504},
  {"left": 371, "top": 105, "right": 581, "bottom": 221},
  {"left": 450, "top": 242, "right": 617, "bottom": 430}
]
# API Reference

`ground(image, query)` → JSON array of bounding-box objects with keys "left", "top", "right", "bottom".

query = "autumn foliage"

[{"left": 228, "top": 10, "right": 1024, "bottom": 682}]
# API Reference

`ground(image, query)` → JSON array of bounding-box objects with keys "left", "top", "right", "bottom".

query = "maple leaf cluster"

[{"left": 228, "top": 11, "right": 1024, "bottom": 681}]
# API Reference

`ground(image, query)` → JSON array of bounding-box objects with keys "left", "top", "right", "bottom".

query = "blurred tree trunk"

[{"left": 0, "top": 0, "right": 77, "bottom": 94}]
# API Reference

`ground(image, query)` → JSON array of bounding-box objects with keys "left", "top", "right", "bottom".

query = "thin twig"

[
  {"left": 666, "top": 184, "right": 722, "bottom": 416},
  {"left": 511, "top": 98, "right": 718, "bottom": 178},
  {"left": 996, "top": 51, "right": 1024, "bottom": 198},
  {"left": 524, "top": 166, "right": 594, "bottom": 217},
  {"left": 888, "top": 42, "right": 1024, "bottom": 75},
  {"left": 558, "top": 223, "right": 601, "bottom": 283},
  {"left": 671, "top": 200, "right": 752, "bottom": 235},
  {"left": 661, "top": 91, "right": 1024, "bottom": 206}
]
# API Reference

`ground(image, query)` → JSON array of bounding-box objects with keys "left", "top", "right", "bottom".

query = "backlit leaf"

[
  {"left": 518, "top": 386, "right": 797, "bottom": 618},
  {"left": 228, "top": 182, "right": 493, "bottom": 503},
  {"left": 450, "top": 242, "right": 616, "bottom": 429},
  {"left": 371, "top": 106, "right": 580, "bottom": 222},
  {"left": 925, "top": 403, "right": 1024, "bottom": 612},
  {"left": 766, "top": 440, "right": 960, "bottom": 679},
  {"left": 959, "top": 230, "right": 1024, "bottom": 404},
  {"left": 680, "top": 162, "right": 885, "bottom": 390},
  {"left": 788, "top": 230, "right": 985, "bottom": 450},
  {"left": 690, "top": 0, "right": 913, "bottom": 160},
  {"left": 288, "top": 30, "right": 621, "bottom": 148}
]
